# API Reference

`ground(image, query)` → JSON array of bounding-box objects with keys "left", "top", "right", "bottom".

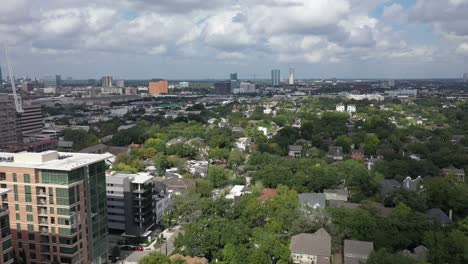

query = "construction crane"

[{"left": 3, "top": 42, "right": 23, "bottom": 113}]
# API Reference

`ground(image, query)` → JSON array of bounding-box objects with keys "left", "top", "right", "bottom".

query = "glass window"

[
  {"left": 57, "top": 208, "right": 70, "bottom": 215},
  {"left": 12, "top": 173, "right": 17, "bottom": 182},
  {"left": 50, "top": 207, "right": 55, "bottom": 214},
  {"left": 2, "top": 239, "right": 12, "bottom": 250},
  {"left": 26, "top": 205, "right": 33, "bottom": 212},
  {"left": 13, "top": 185, "right": 18, "bottom": 201},
  {"left": 15, "top": 204, "right": 19, "bottom": 211},
  {"left": 24, "top": 174, "right": 30, "bottom": 183},
  {"left": 16, "top": 223, "right": 21, "bottom": 231},
  {"left": 27, "top": 225, "right": 34, "bottom": 232},
  {"left": 27, "top": 215, "right": 33, "bottom": 222},
  {"left": 16, "top": 213, "right": 20, "bottom": 220}
]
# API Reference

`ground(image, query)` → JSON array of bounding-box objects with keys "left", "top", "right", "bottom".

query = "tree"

[
  {"left": 367, "top": 249, "right": 417, "bottom": 264},
  {"left": 196, "top": 179, "right": 214, "bottom": 197},
  {"left": 228, "top": 150, "right": 244, "bottom": 167},
  {"left": 364, "top": 134, "right": 380, "bottom": 155},
  {"left": 335, "top": 135, "right": 353, "bottom": 154},
  {"left": 208, "top": 166, "right": 229, "bottom": 187},
  {"left": 63, "top": 129, "right": 99, "bottom": 151},
  {"left": 139, "top": 252, "right": 171, "bottom": 264},
  {"left": 175, "top": 216, "right": 250, "bottom": 260}
]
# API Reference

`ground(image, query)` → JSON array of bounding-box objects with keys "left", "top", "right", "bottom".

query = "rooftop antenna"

[{"left": 3, "top": 42, "right": 23, "bottom": 113}]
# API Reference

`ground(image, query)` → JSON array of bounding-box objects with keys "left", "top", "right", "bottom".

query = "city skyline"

[{"left": 0, "top": 1, "right": 468, "bottom": 79}]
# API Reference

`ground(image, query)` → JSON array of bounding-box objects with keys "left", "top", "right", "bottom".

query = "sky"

[{"left": 0, "top": 0, "right": 468, "bottom": 79}]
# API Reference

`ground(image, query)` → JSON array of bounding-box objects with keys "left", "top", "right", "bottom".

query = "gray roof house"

[
  {"left": 441, "top": 167, "right": 465, "bottom": 183},
  {"left": 289, "top": 145, "right": 303, "bottom": 158},
  {"left": 324, "top": 189, "right": 348, "bottom": 201},
  {"left": 426, "top": 208, "right": 452, "bottom": 225},
  {"left": 290, "top": 228, "right": 332, "bottom": 264},
  {"left": 326, "top": 146, "right": 343, "bottom": 161},
  {"left": 299, "top": 193, "right": 326, "bottom": 209},
  {"left": 402, "top": 176, "right": 423, "bottom": 191},
  {"left": 344, "top": 240, "right": 374, "bottom": 264},
  {"left": 380, "top": 179, "right": 401, "bottom": 194},
  {"left": 166, "top": 137, "right": 187, "bottom": 147}
]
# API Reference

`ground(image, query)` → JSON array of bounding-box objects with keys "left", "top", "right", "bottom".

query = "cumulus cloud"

[{"left": 0, "top": 0, "right": 466, "bottom": 78}]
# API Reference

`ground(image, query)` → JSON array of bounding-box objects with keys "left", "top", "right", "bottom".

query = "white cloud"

[{"left": 0, "top": 0, "right": 467, "bottom": 78}]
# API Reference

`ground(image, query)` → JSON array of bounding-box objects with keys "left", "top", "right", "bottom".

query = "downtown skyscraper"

[{"left": 271, "top": 70, "right": 280, "bottom": 86}]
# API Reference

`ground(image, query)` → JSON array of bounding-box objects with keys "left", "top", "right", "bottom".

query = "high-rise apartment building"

[
  {"left": 0, "top": 94, "right": 22, "bottom": 145},
  {"left": 101, "top": 76, "right": 113, "bottom": 87},
  {"left": 271, "top": 69, "right": 280, "bottom": 86},
  {"left": 230, "top": 73, "right": 240, "bottom": 91},
  {"left": 19, "top": 103, "right": 44, "bottom": 135},
  {"left": 464, "top": 73, "right": 468, "bottom": 83},
  {"left": 148, "top": 80, "right": 169, "bottom": 96},
  {"left": 0, "top": 151, "right": 112, "bottom": 264},
  {"left": 289, "top": 66, "right": 295, "bottom": 85},
  {"left": 214, "top": 82, "right": 231, "bottom": 95},
  {"left": 0, "top": 66, "right": 3, "bottom": 88},
  {"left": 0, "top": 188, "right": 14, "bottom": 264},
  {"left": 106, "top": 174, "right": 169, "bottom": 243}
]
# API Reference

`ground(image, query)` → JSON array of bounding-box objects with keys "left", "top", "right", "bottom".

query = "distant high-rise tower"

[
  {"left": 230, "top": 73, "right": 238, "bottom": 81},
  {"left": 0, "top": 65, "right": 3, "bottom": 88},
  {"left": 101, "top": 76, "right": 113, "bottom": 87},
  {"left": 116, "top": 80, "right": 125, "bottom": 88},
  {"left": 289, "top": 66, "right": 295, "bottom": 85},
  {"left": 55, "top": 74, "right": 62, "bottom": 88},
  {"left": 271, "top": 69, "right": 280, "bottom": 86},
  {"left": 464, "top": 73, "right": 468, "bottom": 83}
]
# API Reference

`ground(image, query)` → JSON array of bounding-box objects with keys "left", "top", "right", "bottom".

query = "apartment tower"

[
  {"left": 0, "top": 151, "right": 112, "bottom": 264},
  {"left": 0, "top": 188, "right": 14, "bottom": 264}
]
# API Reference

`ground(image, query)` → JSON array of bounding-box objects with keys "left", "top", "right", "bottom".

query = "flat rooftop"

[{"left": 0, "top": 151, "right": 114, "bottom": 171}]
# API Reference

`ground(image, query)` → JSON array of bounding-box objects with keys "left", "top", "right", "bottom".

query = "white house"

[
  {"left": 225, "top": 185, "right": 248, "bottom": 199},
  {"left": 347, "top": 105, "right": 356, "bottom": 113},
  {"left": 336, "top": 103, "right": 346, "bottom": 112}
]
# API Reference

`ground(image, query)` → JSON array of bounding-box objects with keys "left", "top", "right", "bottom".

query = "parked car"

[{"left": 120, "top": 245, "right": 143, "bottom": 251}]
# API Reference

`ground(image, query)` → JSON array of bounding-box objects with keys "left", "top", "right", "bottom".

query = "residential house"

[
  {"left": 365, "top": 157, "right": 382, "bottom": 170},
  {"left": 57, "top": 139, "right": 74, "bottom": 152},
  {"left": 380, "top": 179, "right": 401, "bottom": 195},
  {"left": 226, "top": 185, "right": 248, "bottom": 199},
  {"left": 441, "top": 167, "right": 465, "bottom": 183},
  {"left": 402, "top": 245, "right": 428, "bottom": 262},
  {"left": 327, "top": 146, "right": 344, "bottom": 161},
  {"left": 347, "top": 105, "right": 357, "bottom": 113},
  {"left": 290, "top": 228, "right": 332, "bottom": 264},
  {"left": 351, "top": 149, "right": 364, "bottom": 161},
  {"left": 160, "top": 177, "right": 195, "bottom": 195},
  {"left": 344, "top": 240, "right": 374, "bottom": 264},
  {"left": 324, "top": 189, "right": 348, "bottom": 202},
  {"left": 336, "top": 103, "right": 346, "bottom": 112},
  {"left": 187, "top": 160, "right": 209, "bottom": 178},
  {"left": 426, "top": 208, "right": 452, "bottom": 226},
  {"left": 258, "top": 188, "right": 278, "bottom": 201},
  {"left": 166, "top": 137, "right": 187, "bottom": 147},
  {"left": 289, "top": 145, "right": 303, "bottom": 158},
  {"left": 299, "top": 193, "right": 326, "bottom": 209},
  {"left": 235, "top": 137, "right": 252, "bottom": 152},
  {"left": 402, "top": 176, "right": 423, "bottom": 191},
  {"left": 328, "top": 200, "right": 360, "bottom": 209}
]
